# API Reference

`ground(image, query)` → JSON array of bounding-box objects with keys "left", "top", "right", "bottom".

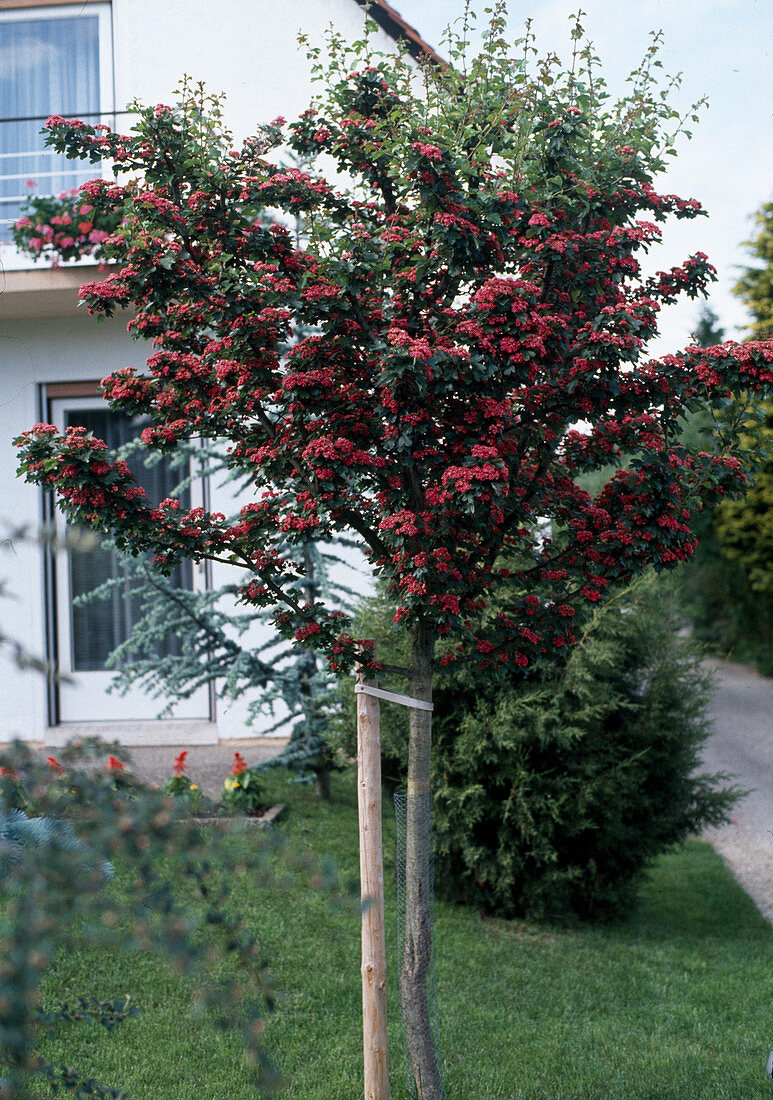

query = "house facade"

[{"left": 0, "top": 0, "right": 435, "bottom": 744}]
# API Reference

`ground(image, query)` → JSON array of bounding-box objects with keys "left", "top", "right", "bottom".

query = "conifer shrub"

[{"left": 431, "top": 579, "right": 739, "bottom": 921}]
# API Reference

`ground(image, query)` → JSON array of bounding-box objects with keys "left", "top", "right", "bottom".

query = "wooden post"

[{"left": 356, "top": 645, "right": 390, "bottom": 1100}]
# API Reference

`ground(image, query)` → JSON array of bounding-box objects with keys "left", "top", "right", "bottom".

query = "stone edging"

[{"left": 188, "top": 802, "right": 286, "bottom": 826}]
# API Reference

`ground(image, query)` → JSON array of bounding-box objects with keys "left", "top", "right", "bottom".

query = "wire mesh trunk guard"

[{"left": 394, "top": 789, "right": 445, "bottom": 1099}]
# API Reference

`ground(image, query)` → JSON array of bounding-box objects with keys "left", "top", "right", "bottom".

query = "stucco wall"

[
  {"left": 112, "top": 0, "right": 396, "bottom": 135},
  {"left": 0, "top": 0, "right": 401, "bottom": 742},
  {"left": 1, "top": 313, "right": 129, "bottom": 740}
]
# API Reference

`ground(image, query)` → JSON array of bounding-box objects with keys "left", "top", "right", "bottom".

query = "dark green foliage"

[
  {"left": 733, "top": 200, "right": 773, "bottom": 339},
  {"left": 674, "top": 247, "right": 773, "bottom": 675},
  {"left": 431, "top": 579, "right": 739, "bottom": 921},
  {"left": 0, "top": 774, "right": 27, "bottom": 814},
  {"left": 676, "top": 505, "right": 773, "bottom": 673},
  {"left": 712, "top": 209, "right": 773, "bottom": 629}
]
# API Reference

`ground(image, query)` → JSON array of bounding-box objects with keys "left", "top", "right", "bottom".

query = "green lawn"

[{"left": 38, "top": 771, "right": 773, "bottom": 1098}]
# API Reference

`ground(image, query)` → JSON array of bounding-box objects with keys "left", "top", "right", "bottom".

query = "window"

[
  {"left": 62, "top": 405, "right": 193, "bottom": 671},
  {"left": 45, "top": 389, "right": 209, "bottom": 725},
  {"left": 0, "top": 3, "right": 113, "bottom": 242}
]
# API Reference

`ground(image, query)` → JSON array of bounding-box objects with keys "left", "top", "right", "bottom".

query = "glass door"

[{"left": 50, "top": 396, "right": 211, "bottom": 723}]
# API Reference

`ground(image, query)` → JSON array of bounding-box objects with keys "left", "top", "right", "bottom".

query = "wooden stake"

[{"left": 356, "top": 645, "right": 390, "bottom": 1100}]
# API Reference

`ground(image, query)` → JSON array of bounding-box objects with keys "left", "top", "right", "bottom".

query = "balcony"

[{"left": 0, "top": 262, "right": 103, "bottom": 320}]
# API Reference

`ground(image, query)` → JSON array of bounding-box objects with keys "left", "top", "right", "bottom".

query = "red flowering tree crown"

[{"left": 15, "top": 32, "right": 773, "bottom": 678}]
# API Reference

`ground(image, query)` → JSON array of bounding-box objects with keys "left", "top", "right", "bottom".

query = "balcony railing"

[{"left": 0, "top": 111, "right": 124, "bottom": 243}]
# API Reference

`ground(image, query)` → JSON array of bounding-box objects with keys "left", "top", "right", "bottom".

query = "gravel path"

[
  {"left": 701, "top": 659, "right": 773, "bottom": 921},
  {"left": 114, "top": 737, "right": 290, "bottom": 799}
]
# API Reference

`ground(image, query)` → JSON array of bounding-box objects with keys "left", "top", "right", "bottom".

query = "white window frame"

[{"left": 0, "top": 2, "right": 114, "bottom": 269}]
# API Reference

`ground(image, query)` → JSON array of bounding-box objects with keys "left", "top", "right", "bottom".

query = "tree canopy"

[
  {"left": 16, "top": 49, "right": 773, "bottom": 679},
  {"left": 714, "top": 197, "right": 773, "bottom": 605},
  {"left": 734, "top": 200, "right": 773, "bottom": 339}
]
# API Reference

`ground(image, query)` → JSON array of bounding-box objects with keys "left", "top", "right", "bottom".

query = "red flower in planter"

[
  {"left": 46, "top": 755, "right": 64, "bottom": 775},
  {"left": 173, "top": 750, "right": 188, "bottom": 776},
  {"left": 231, "top": 752, "right": 248, "bottom": 776},
  {"left": 106, "top": 755, "right": 125, "bottom": 772}
]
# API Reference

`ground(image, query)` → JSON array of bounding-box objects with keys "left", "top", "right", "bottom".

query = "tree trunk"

[{"left": 399, "top": 620, "right": 444, "bottom": 1099}]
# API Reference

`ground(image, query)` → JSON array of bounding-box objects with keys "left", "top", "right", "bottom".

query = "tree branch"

[{"left": 335, "top": 507, "right": 391, "bottom": 561}]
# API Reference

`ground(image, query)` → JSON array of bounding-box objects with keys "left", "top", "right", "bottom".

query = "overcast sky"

[{"left": 390, "top": 0, "right": 772, "bottom": 353}]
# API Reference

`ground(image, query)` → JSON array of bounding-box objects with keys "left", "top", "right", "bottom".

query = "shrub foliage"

[{"left": 432, "top": 580, "right": 738, "bottom": 920}]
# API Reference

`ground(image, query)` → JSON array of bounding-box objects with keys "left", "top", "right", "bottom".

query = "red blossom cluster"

[{"left": 231, "top": 752, "right": 248, "bottom": 776}]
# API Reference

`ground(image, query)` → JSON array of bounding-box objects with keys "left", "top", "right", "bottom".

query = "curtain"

[
  {"left": 0, "top": 15, "right": 100, "bottom": 239},
  {"left": 65, "top": 409, "right": 193, "bottom": 672}
]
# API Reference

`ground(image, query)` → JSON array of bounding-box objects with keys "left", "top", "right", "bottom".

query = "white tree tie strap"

[{"left": 354, "top": 683, "right": 434, "bottom": 711}]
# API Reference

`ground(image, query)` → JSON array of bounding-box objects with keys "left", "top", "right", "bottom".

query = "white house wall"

[
  {"left": 0, "top": 311, "right": 328, "bottom": 743},
  {"left": 1, "top": 313, "right": 128, "bottom": 741},
  {"left": 0, "top": 0, "right": 407, "bottom": 743},
  {"left": 111, "top": 0, "right": 398, "bottom": 136}
]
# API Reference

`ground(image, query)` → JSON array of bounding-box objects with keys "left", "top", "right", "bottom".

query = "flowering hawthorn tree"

[{"left": 15, "top": 16, "right": 773, "bottom": 1095}]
